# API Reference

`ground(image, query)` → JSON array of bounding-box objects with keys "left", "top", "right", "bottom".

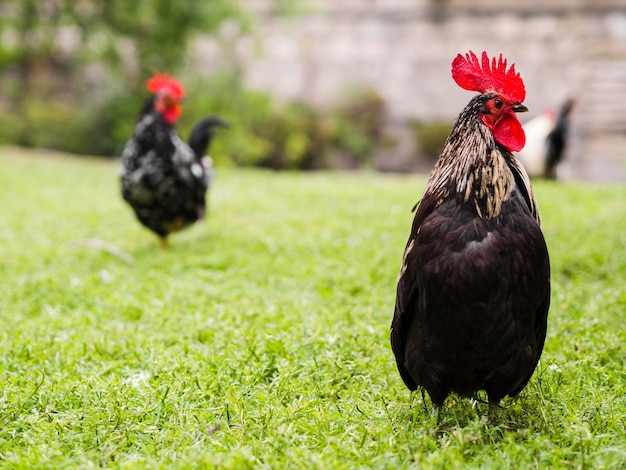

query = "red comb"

[
  {"left": 451, "top": 51, "right": 525, "bottom": 103},
  {"left": 146, "top": 72, "right": 185, "bottom": 100}
]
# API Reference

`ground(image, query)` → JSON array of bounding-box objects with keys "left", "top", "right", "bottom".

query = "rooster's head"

[
  {"left": 146, "top": 72, "right": 186, "bottom": 124},
  {"left": 452, "top": 50, "right": 528, "bottom": 152}
]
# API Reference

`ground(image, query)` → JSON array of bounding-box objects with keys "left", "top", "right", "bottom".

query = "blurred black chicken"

[
  {"left": 391, "top": 51, "right": 550, "bottom": 412},
  {"left": 120, "top": 73, "right": 227, "bottom": 247},
  {"left": 516, "top": 98, "right": 574, "bottom": 179}
]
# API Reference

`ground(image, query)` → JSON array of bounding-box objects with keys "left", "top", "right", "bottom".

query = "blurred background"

[{"left": 1, "top": 0, "right": 625, "bottom": 180}]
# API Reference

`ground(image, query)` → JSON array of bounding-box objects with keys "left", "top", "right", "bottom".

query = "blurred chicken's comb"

[
  {"left": 146, "top": 72, "right": 185, "bottom": 100},
  {"left": 451, "top": 51, "right": 525, "bottom": 103}
]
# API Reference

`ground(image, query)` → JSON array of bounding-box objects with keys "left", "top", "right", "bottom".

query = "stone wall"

[{"left": 195, "top": 0, "right": 626, "bottom": 180}]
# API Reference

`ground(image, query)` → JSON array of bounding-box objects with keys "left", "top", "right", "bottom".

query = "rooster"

[
  {"left": 120, "top": 73, "right": 227, "bottom": 247},
  {"left": 391, "top": 51, "right": 550, "bottom": 413},
  {"left": 516, "top": 98, "right": 574, "bottom": 179}
]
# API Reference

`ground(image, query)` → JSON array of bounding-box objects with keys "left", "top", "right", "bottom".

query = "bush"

[
  {"left": 0, "top": 73, "right": 389, "bottom": 170},
  {"left": 179, "top": 75, "right": 388, "bottom": 170},
  {"left": 87, "top": 92, "right": 148, "bottom": 157},
  {"left": 332, "top": 86, "right": 386, "bottom": 165},
  {"left": 411, "top": 120, "right": 452, "bottom": 161},
  {"left": 0, "top": 99, "right": 93, "bottom": 155}
]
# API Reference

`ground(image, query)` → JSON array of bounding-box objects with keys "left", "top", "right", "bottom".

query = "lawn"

[{"left": 0, "top": 146, "right": 624, "bottom": 469}]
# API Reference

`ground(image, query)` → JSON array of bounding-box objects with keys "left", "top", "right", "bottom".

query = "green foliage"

[
  {"left": 0, "top": 0, "right": 248, "bottom": 93},
  {"left": 0, "top": 99, "right": 92, "bottom": 154},
  {"left": 331, "top": 86, "right": 387, "bottom": 167},
  {"left": 0, "top": 0, "right": 250, "bottom": 157},
  {"left": 95, "top": 0, "right": 248, "bottom": 78},
  {"left": 180, "top": 77, "right": 387, "bottom": 170},
  {"left": 86, "top": 91, "right": 148, "bottom": 157},
  {"left": 0, "top": 93, "right": 142, "bottom": 157},
  {"left": 0, "top": 68, "right": 387, "bottom": 169},
  {"left": 0, "top": 2, "right": 388, "bottom": 168},
  {"left": 0, "top": 148, "right": 625, "bottom": 468},
  {"left": 411, "top": 120, "right": 453, "bottom": 160}
]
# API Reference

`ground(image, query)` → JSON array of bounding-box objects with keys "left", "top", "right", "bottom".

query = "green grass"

[{"left": 0, "top": 146, "right": 624, "bottom": 469}]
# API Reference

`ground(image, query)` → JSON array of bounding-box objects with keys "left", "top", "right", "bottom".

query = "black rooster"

[
  {"left": 391, "top": 51, "right": 550, "bottom": 412},
  {"left": 120, "top": 73, "right": 227, "bottom": 247}
]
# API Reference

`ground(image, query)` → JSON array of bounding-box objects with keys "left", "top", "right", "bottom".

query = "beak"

[{"left": 512, "top": 103, "right": 528, "bottom": 113}]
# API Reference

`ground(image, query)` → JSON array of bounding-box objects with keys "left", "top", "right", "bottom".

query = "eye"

[{"left": 493, "top": 99, "right": 504, "bottom": 110}]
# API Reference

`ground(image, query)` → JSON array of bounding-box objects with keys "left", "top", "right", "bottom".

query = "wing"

[
  {"left": 508, "top": 189, "right": 551, "bottom": 396},
  {"left": 390, "top": 192, "right": 441, "bottom": 391},
  {"left": 507, "top": 153, "right": 539, "bottom": 222},
  {"left": 390, "top": 240, "right": 419, "bottom": 390},
  {"left": 499, "top": 165, "right": 551, "bottom": 396},
  {"left": 510, "top": 278, "right": 550, "bottom": 397},
  {"left": 120, "top": 112, "right": 175, "bottom": 204},
  {"left": 171, "top": 134, "right": 209, "bottom": 197},
  {"left": 508, "top": 153, "right": 551, "bottom": 392}
]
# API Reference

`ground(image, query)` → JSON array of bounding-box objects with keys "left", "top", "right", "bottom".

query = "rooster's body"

[
  {"left": 120, "top": 74, "right": 226, "bottom": 247},
  {"left": 391, "top": 52, "right": 550, "bottom": 409}
]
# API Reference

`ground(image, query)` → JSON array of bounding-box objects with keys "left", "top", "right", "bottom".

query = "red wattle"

[
  {"left": 492, "top": 114, "right": 525, "bottom": 152},
  {"left": 156, "top": 102, "right": 182, "bottom": 124},
  {"left": 162, "top": 104, "right": 182, "bottom": 124}
]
